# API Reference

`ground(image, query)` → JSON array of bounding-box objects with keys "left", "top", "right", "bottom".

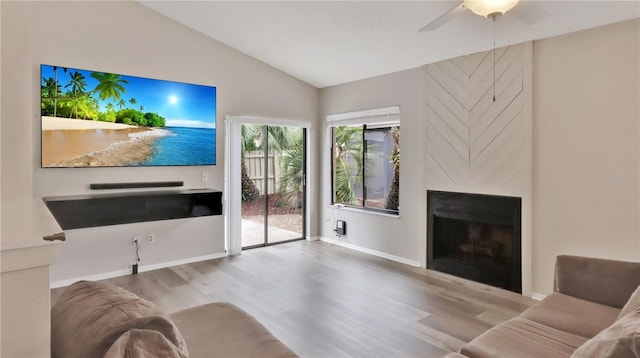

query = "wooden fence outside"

[{"left": 244, "top": 151, "right": 279, "bottom": 195}]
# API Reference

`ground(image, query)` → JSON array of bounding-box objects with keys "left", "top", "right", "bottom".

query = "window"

[{"left": 328, "top": 106, "right": 400, "bottom": 215}]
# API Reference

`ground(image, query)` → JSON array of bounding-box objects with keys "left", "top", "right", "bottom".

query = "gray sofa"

[
  {"left": 51, "top": 280, "right": 297, "bottom": 358},
  {"left": 448, "top": 255, "right": 640, "bottom": 358}
]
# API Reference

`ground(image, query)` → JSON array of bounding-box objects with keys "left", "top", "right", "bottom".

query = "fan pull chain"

[{"left": 493, "top": 16, "right": 496, "bottom": 102}]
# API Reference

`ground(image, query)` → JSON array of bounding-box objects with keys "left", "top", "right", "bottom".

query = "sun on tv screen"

[{"left": 40, "top": 64, "right": 216, "bottom": 167}]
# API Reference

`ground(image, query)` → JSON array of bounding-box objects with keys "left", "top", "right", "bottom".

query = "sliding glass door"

[{"left": 240, "top": 125, "right": 306, "bottom": 248}]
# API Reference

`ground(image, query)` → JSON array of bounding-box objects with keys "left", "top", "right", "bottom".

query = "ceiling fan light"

[{"left": 463, "top": 0, "right": 519, "bottom": 18}]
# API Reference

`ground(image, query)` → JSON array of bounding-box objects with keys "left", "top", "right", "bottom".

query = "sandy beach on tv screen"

[
  {"left": 41, "top": 116, "right": 162, "bottom": 167},
  {"left": 42, "top": 116, "right": 139, "bottom": 130}
]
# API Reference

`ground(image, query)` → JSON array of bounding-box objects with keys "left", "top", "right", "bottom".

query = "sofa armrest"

[
  {"left": 169, "top": 302, "right": 297, "bottom": 358},
  {"left": 554, "top": 255, "right": 640, "bottom": 308}
]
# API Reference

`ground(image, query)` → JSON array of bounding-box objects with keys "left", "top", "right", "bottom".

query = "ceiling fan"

[
  {"left": 419, "top": 0, "right": 541, "bottom": 32},
  {"left": 420, "top": 0, "right": 524, "bottom": 102}
]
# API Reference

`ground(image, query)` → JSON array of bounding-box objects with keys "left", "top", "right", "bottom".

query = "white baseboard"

[
  {"left": 318, "top": 236, "right": 420, "bottom": 267},
  {"left": 50, "top": 251, "right": 227, "bottom": 289},
  {"left": 531, "top": 292, "right": 547, "bottom": 301}
]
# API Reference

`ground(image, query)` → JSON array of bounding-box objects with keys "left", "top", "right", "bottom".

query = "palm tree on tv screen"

[
  {"left": 41, "top": 77, "right": 59, "bottom": 98},
  {"left": 41, "top": 77, "right": 60, "bottom": 115},
  {"left": 52, "top": 66, "right": 67, "bottom": 118},
  {"left": 76, "top": 95, "right": 99, "bottom": 120},
  {"left": 65, "top": 71, "right": 87, "bottom": 119},
  {"left": 90, "top": 72, "right": 128, "bottom": 102}
]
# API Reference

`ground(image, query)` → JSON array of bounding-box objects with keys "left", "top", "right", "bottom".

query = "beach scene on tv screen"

[{"left": 41, "top": 65, "right": 216, "bottom": 167}]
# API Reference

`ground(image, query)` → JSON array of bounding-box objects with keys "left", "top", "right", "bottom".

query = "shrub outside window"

[{"left": 332, "top": 124, "right": 399, "bottom": 215}]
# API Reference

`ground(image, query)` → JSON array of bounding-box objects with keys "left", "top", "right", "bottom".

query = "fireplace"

[{"left": 427, "top": 191, "right": 522, "bottom": 293}]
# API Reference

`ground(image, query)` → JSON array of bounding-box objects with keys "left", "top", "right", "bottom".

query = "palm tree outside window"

[{"left": 329, "top": 106, "right": 400, "bottom": 215}]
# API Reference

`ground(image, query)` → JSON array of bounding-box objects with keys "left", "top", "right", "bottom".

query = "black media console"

[{"left": 44, "top": 189, "right": 222, "bottom": 230}]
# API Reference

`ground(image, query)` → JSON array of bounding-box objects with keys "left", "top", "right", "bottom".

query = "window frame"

[{"left": 328, "top": 106, "right": 400, "bottom": 216}]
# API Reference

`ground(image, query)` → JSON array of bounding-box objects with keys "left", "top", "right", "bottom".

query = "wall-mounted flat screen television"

[{"left": 41, "top": 64, "right": 216, "bottom": 167}]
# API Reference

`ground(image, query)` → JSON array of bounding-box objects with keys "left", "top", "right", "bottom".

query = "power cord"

[{"left": 133, "top": 239, "right": 141, "bottom": 274}]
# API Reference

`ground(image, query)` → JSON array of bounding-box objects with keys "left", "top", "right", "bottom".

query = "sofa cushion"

[
  {"left": 51, "top": 280, "right": 189, "bottom": 358},
  {"left": 460, "top": 317, "right": 587, "bottom": 358},
  {"left": 104, "top": 329, "right": 188, "bottom": 358},
  {"left": 104, "top": 328, "right": 188, "bottom": 358},
  {"left": 169, "top": 302, "right": 297, "bottom": 358},
  {"left": 520, "top": 292, "right": 620, "bottom": 338},
  {"left": 571, "top": 306, "right": 640, "bottom": 358},
  {"left": 555, "top": 255, "right": 640, "bottom": 308},
  {"left": 618, "top": 285, "right": 640, "bottom": 320}
]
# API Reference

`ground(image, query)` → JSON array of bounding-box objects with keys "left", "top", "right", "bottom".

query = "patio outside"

[{"left": 240, "top": 125, "right": 304, "bottom": 247}]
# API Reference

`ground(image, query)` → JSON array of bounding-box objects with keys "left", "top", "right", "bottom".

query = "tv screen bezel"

[{"left": 40, "top": 64, "right": 217, "bottom": 168}]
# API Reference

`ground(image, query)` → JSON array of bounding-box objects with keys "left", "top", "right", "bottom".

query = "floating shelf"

[{"left": 44, "top": 189, "right": 222, "bottom": 230}]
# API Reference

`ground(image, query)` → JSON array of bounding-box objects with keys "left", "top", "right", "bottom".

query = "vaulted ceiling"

[{"left": 140, "top": 1, "right": 639, "bottom": 88}]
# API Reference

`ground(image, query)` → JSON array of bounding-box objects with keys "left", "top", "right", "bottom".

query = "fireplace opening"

[{"left": 427, "top": 191, "right": 522, "bottom": 293}]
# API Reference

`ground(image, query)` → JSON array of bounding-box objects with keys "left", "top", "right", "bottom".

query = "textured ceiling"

[{"left": 140, "top": 1, "right": 640, "bottom": 88}]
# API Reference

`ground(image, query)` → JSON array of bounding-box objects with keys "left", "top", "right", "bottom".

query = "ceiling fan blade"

[{"left": 419, "top": 1, "right": 465, "bottom": 32}]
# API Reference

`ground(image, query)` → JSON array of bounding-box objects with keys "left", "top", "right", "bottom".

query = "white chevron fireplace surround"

[{"left": 424, "top": 42, "right": 533, "bottom": 295}]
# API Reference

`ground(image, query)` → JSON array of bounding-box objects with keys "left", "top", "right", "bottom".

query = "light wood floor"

[{"left": 52, "top": 240, "right": 535, "bottom": 357}]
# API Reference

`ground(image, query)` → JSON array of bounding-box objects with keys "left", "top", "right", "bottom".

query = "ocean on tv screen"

[{"left": 142, "top": 126, "right": 216, "bottom": 166}]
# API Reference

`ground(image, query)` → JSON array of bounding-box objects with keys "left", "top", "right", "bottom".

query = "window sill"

[{"left": 327, "top": 204, "right": 400, "bottom": 219}]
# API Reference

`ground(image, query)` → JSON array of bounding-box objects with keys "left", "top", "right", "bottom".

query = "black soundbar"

[{"left": 90, "top": 181, "right": 184, "bottom": 190}]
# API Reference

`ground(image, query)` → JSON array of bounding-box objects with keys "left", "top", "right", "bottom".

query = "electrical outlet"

[
  {"left": 132, "top": 235, "right": 141, "bottom": 246},
  {"left": 147, "top": 234, "right": 156, "bottom": 244},
  {"left": 201, "top": 172, "right": 208, "bottom": 181}
]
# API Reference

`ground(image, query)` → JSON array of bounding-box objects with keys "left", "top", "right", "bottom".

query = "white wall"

[
  {"left": 532, "top": 18, "right": 640, "bottom": 294},
  {"left": 50, "top": 216, "right": 223, "bottom": 284},
  {"left": 1, "top": 1, "right": 319, "bottom": 281},
  {"left": 319, "top": 68, "right": 424, "bottom": 264},
  {"left": 0, "top": 1, "right": 3, "bottom": 352},
  {"left": 319, "top": 19, "right": 639, "bottom": 296},
  {"left": 1, "top": 1, "right": 32, "bottom": 200}
]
